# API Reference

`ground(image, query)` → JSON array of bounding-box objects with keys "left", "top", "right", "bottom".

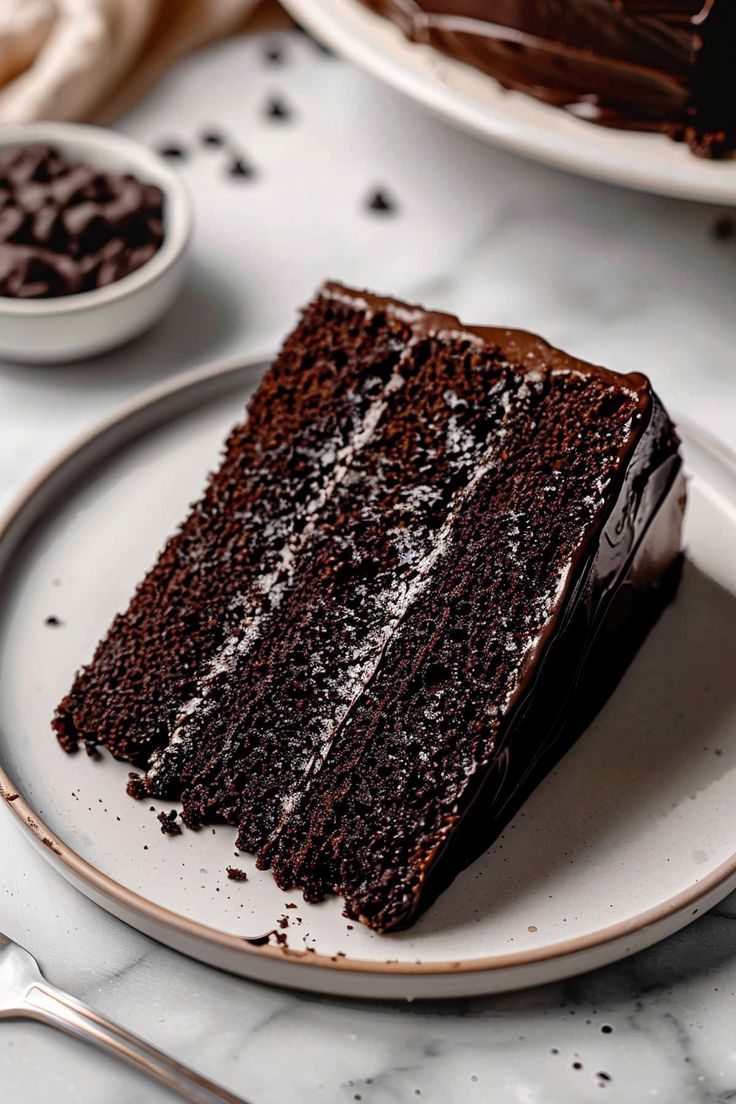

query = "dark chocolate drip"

[{"left": 361, "top": 0, "right": 735, "bottom": 157}]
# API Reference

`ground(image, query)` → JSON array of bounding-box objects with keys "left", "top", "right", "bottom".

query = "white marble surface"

[{"left": 1, "top": 28, "right": 736, "bottom": 1104}]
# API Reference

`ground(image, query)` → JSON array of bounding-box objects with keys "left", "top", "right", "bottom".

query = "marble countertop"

[{"left": 2, "top": 29, "right": 736, "bottom": 1104}]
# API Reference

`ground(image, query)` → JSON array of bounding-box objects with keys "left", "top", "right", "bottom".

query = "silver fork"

[{"left": 0, "top": 931, "right": 249, "bottom": 1103}]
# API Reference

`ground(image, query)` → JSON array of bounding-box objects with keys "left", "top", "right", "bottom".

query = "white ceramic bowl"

[{"left": 0, "top": 122, "right": 192, "bottom": 363}]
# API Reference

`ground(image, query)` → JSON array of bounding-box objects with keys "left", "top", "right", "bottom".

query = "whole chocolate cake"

[
  {"left": 361, "top": 1, "right": 736, "bottom": 158},
  {"left": 54, "top": 283, "right": 685, "bottom": 931}
]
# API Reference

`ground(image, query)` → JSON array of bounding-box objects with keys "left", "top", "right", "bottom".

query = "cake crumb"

[
  {"left": 157, "top": 809, "right": 181, "bottom": 836},
  {"left": 126, "top": 773, "right": 147, "bottom": 800},
  {"left": 226, "top": 866, "right": 248, "bottom": 882}
]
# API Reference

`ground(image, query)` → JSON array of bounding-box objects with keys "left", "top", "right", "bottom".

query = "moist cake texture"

[
  {"left": 54, "top": 282, "right": 685, "bottom": 931},
  {"left": 361, "top": 1, "right": 736, "bottom": 158}
]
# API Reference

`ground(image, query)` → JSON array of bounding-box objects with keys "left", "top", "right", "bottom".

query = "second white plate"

[
  {"left": 1, "top": 357, "right": 736, "bottom": 999},
  {"left": 284, "top": 0, "right": 736, "bottom": 205}
]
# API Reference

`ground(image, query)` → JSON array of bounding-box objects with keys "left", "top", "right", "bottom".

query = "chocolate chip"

[
  {"left": 201, "top": 130, "right": 225, "bottom": 147},
  {"left": 142, "top": 183, "right": 164, "bottom": 209},
  {"left": 0, "top": 205, "right": 26, "bottom": 241},
  {"left": 264, "top": 45, "right": 284, "bottom": 65},
  {"left": 45, "top": 615, "right": 63, "bottom": 626},
  {"left": 49, "top": 165, "right": 96, "bottom": 207},
  {"left": 226, "top": 866, "right": 248, "bottom": 881},
  {"left": 33, "top": 206, "right": 66, "bottom": 249},
  {"left": 17, "top": 182, "right": 48, "bottom": 214},
  {"left": 265, "top": 96, "right": 292, "bottom": 121},
  {"left": 366, "top": 188, "right": 397, "bottom": 214},
  {"left": 228, "top": 157, "right": 255, "bottom": 180},
  {"left": 2, "top": 145, "right": 52, "bottom": 184},
  {"left": 157, "top": 144, "right": 187, "bottom": 160},
  {"left": 157, "top": 809, "right": 182, "bottom": 836},
  {"left": 146, "top": 217, "right": 164, "bottom": 244}
]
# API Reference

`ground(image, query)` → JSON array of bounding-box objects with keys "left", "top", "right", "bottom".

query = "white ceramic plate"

[
  {"left": 1, "top": 356, "right": 736, "bottom": 1000},
  {"left": 283, "top": 0, "right": 736, "bottom": 206}
]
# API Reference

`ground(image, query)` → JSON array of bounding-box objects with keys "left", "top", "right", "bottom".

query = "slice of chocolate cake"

[{"left": 54, "top": 283, "right": 685, "bottom": 931}]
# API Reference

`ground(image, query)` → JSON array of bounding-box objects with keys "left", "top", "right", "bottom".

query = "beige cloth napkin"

[{"left": 0, "top": 0, "right": 263, "bottom": 125}]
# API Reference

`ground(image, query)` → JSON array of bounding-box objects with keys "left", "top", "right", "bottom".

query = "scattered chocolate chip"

[
  {"left": 712, "top": 216, "right": 735, "bottom": 241},
  {"left": 228, "top": 157, "right": 255, "bottom": 180},
  {"left": 264, "top": 45, "right": 284, "bottom": 65},
  {"left": 201, "top": 130, "right": 225, "bottom": 148},
  {"left": 158, "top": 809, "right": 182, "bottom": 836},
  {"left": 157, "top": 144, "right": 187, "bottom": 160},
  {"left": 365, "top": 188, "right": 397, "bottom": 214},
  {"left": 44, "top": 615, "right": 63, "bottom": 626},
  {"left": 265, "top": 96, "right": 292, "bottom": 121},
  {"left": 598, "top": 1072, "right": 612, "bottom": 1082},
  {"left": 600, "top": 1024, "right": 613, "bottom": 1034},
  {"left": 226, "top": 866, "right": 248, "bottom": 881},
  {"left": 572, "top": 1061, "right": 583, "bottom": 1070}
]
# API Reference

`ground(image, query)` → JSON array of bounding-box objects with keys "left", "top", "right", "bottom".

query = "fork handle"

[{"left": 20, "top": 981, "right": 249, "bottom": 1104}]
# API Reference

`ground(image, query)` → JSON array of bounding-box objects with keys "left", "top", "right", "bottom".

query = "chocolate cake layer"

[
  {"left": 361, "top": 1, "right": 736, "bottom": 158},
  {"left": 54, "top": 283, "right": 684, "bottom": 931}
]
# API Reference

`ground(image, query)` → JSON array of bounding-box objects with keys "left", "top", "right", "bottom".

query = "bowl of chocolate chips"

[{"left": 0, "top": 122, "right": 191, "bottom": 362}]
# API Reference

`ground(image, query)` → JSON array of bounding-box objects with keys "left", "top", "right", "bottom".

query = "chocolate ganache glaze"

[{"left": 361, "top": 0, "right": 736, "bottom": 157}]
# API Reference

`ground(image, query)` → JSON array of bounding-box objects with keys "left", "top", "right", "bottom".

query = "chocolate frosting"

[{"left": 361, "top": 0, "right": 735, "bottom": 157}]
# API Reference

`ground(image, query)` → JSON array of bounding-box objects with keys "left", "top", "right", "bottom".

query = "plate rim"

[
  {"left": 1, "top": 352, "right": 736, "bottom": 983},
  {"left": 282, "top": 0, "right": 736, "bottom": 206}
]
